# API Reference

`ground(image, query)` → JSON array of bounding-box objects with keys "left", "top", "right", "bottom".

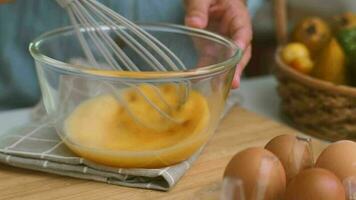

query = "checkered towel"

[{"left": 0, "top": 94, "right": 239, "bottom": 191}]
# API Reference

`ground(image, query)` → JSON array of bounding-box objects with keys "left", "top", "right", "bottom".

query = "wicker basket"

[{"left": 273, "top": 0, "right": 356, "bottom": 141}]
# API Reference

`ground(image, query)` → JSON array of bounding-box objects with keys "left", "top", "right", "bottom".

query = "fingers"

[
  {"left": 212, "top": 0, "right": 252, "bottom": 50},
  {"left": 184, "top": 0, "right": 253, "bottom": 89},
  {"left": 184, "top": 0, "right": 215, "bottom": 29},
  {"left": 208, "top": 3, "right": 225, "bottom": 20},
  {"left": 221, "top": 0, "right": 252, "bottom": 89},
  {"left": 232, "top": 44, "right": 252, "bottom": 89},
  {"left": 237, "top": 44, "right": 252, "bottom": 77},
  {"left": 229, "top": 1, "right": 252, "bottom": 51},
  {"left": 195, "top": 42, "right": 221, "bottom": 67},
  {"left": 218, "top": 1, "right": 235, "bottom": 35}
]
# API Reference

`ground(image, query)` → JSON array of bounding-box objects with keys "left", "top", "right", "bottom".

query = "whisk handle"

[{"left": 56, "top": 0, "right": 76, "bottom": 8}]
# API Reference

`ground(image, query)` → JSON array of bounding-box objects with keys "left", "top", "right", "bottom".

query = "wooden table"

[{"left": 0, "top": 107, "right": 328, "bottom": 200}]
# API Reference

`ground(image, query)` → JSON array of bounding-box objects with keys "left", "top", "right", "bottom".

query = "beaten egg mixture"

[{"left": 64, "top": 84, "right": 210, "bottom": 168}]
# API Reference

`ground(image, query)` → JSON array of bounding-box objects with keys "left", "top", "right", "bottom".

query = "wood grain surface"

[{"left": 0, "top": 107, "right": 329, "bottom": 200}]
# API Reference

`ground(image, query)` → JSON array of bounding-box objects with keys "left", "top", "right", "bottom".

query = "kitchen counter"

[{"left": 0, "top": 75, "right": 329, "bottom": 199}]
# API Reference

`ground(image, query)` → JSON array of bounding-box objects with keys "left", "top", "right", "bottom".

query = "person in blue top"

[{"left": 0, "top": 0, "right": 252, "bottom": 109}]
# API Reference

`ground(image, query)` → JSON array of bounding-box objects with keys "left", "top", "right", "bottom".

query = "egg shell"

[
  {"left": 265, "top": 134, "right": 314, "bottom": 182},
  {"left": 224, "top": 147, "right": 286, "bottom": 200},
  {"left": 285, "top": 168, "right": 345, "bottom": 200},
  {"left": 316, "top": 140, "right": 356, "bottom": 181},
  {"left": 343, "top": 176, "right": 356, "bottom": 200}
]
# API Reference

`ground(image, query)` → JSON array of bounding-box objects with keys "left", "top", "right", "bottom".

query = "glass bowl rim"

[{"left": 29, "top": 23, "right": 242, "bottom": 79}]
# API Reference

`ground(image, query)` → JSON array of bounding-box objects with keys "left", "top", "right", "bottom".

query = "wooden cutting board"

[{"left": 0, "top": 107, "right": 329, "bottom": 200}]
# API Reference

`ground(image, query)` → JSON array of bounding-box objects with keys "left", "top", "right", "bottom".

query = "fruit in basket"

[
  {"left": 338, "top": 28, "right": 356, "bottom": 56},
  {"left": 293, "top": 17, "right": 331, "bottom": 56},
  {"left": 281, "top": 43, "right": 314, "bottom": 74},
  {"left": 312, "top": 38, "right": 348, "bottom": 85},
  {"left": 334, "top": 12, "right": 356, "bottom": 31},
  {"left": 337, "top": 27, "right": 356, "bottom": 85}
]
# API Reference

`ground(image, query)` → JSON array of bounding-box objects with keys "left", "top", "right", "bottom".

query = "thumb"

[{"left": 184, "top": 0, "right": 213, "bottom": 29}]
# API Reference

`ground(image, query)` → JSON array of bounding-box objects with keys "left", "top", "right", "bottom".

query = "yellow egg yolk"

[{"left": 64, "top": 84, "right": 210, "bottom": 168}]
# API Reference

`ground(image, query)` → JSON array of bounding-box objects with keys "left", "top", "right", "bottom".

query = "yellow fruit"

[
  {"left": 281, "top": 43, "right": 310, "bottom": 63},
  {"left": 281, "top": 43, "right": 314, "bottom": 74},
  {"left": 334, "top": 12, "right": 356, "bottom": 31},
  {"left": 313, "top": 38, "right": 348, "bottom": 85},
  {"left": 290, "top": 57, "right": 314, "bottom": 75},
  {"left": 293, "top": 17, "right": 331, "bottom": 56}
]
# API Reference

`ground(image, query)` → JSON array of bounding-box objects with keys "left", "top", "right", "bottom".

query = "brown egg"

[
  {"left": 316, "top": 140, "right": 356, "bottom": 181},
  {"left": 224, "top": 147, "right": 286, "bottom": 200},
  {"left": 265, "top": 134, "right": 314, "bottom": 182},
  {"left": 285, "top": 168, "right": 346, "bottom": 200}
]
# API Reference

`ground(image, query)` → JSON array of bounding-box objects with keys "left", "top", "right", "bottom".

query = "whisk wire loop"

[
  {"left": 56, "top": 0, "right": 192, "bottom": 130},
  {"left": 74, "top": 1, "right": 139, "bottom": 71},
  {"left": 83, "top": 1, "right": 165, "bottom": 71},
  {"left": 86, "top": 0, "right": 187, "bottom": 71}
]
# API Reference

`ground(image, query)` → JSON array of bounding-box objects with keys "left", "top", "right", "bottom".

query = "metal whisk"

[{"left": 56, "top": 0, "right": 190, "bottom": 130}]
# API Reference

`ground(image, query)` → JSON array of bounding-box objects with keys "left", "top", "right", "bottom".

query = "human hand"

[{"left": 184, "top": 0, "right": 252, "bottom": 88}]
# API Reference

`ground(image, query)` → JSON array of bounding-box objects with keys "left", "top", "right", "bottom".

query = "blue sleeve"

[
  {"left": 248, "top": 0, "right": 264, "bottom": 18},
  {"left": 0, "top": 0, "right": 183, "bottom": 109}
]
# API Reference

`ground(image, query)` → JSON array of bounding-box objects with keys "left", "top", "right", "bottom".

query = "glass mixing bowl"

[{"left": 29, "top": 24, "right": 242, "bottom": 168}]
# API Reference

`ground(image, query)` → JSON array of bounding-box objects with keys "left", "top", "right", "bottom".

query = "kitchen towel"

[{"left": 0, "top": 95, "right": 239, "bottom": 191}]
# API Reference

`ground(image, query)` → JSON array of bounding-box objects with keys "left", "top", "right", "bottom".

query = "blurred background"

[
  {"left": 246, "top": 0, "right": 356, "bottom": 77},
  {"left": 0, "top": 0, "right": 355, "bottom": 110}
]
